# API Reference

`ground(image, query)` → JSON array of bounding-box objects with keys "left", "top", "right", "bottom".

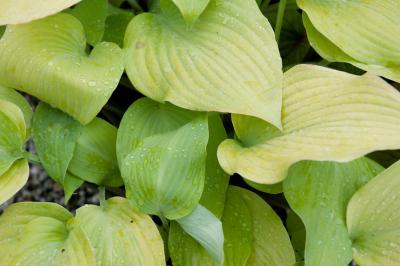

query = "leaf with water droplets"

[
  {"left": 0, "top": 202, "right": 95, "bottom": 266},
  {"left": 283, "top": 158, "right": 383, "bottom": 266},
  {"left": 0, "top": 159, "right": 29, "bottom": 205},
  {"left": 124, "top": 0, "right": 283, "bottom": 128},
  {"left": 298, "top": 0, "right": 400, "bottom": 82},
  {"left": 74, "top": 197, "right": 165, "bottom": 266},
  {"left": 174, "top": 204, "right": 224, "bottom": 265},
  {"left": 32, "top": 102, "right": 83, "bottom": 186},
  {"left": 0, "top": 0, "right": 81, "bottom": 25},
  {"left": 0, "top": 13, "right": 124, "bottom": 124},
  {"left": 0, "top": 99, "right": 26, "bottom": 176},
  {"left": 218, "top": 64, "right": 400, "bottom": 184},
  {"left": 69, "top": 0, "right": 108, "bottom": 46},
  {"left": 347, "top": 159, "right": 400, "bottom": 265},
  {"left": 68, "top": 118, "right": 123, "bottom": 187},
  {"left": 117, "top": 98, "right": 209, "bottom": 219}
]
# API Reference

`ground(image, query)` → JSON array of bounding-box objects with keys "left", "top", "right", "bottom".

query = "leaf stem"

[
  {"left": 23, "top": 151, "right": 41, "bottom": 165},
  {"left": 159, "top": 214, "right": 169, "bottom": 232},
  {"left": 99, "top": 186, "right": 107, "bottom": 208},
  {"left": 275, "top": 0, "right": 287, "bottom": 43}
]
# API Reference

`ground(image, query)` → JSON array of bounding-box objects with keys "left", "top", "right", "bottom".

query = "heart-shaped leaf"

[
  {"left": 74, "top": 197, "right": 165, "bottom": 266},
  {"left": 298, "top": 0, "right": 400, "bottom": 82},
  {"left": 347, "top": 159, "right": 400, "bottom": 265},
  {"left": 0, "top": 0, "right": 81, "bottom": 25},
  {"left": 117, "top": 98, "right": 209, "bottom": 219},
  {"left": 0, "top": 13, "right": 124, "bottom": 124},
  {"left": 283, "top": 158, "right": 383, "bottom": 266},
  {"left": 124, "top": 0, "right": 283, "bottom": 128},
  {"left": 0, "top": 202, "right": 95, "bottom": 266},
  {"left": 218, "top": 64, "right": 400, "bottom": 184},
  {"left": 0, "top": 159, "right": 29, "bottom": 205}
]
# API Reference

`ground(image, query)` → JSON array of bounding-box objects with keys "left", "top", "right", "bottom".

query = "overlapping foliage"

[{"left": 0, "top": 0, "right": 400, "bottom": 265}]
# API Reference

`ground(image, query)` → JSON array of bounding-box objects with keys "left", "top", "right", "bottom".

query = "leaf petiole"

[{"left": 274, "top": 0, "right": 287, "bottom": 43}]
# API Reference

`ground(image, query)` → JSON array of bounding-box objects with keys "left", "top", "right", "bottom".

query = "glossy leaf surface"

[
  {"left": 124, "top": 0, "right": 283, "bottom": 127},
  {"left": 218, "top": 64, "right": 400, "bottom": 184}
]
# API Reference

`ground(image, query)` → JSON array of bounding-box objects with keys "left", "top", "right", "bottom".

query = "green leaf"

[
  {"left": 68, "top": 118, "right": 123, "bottom": 187},
  {"left": 286, "top": 210, "right": 306, "bottom": 262},
  {"left": 244, "top": 179, "right": 283, "bottom": 194},
  {"left": 263, "top": 0, "right": 310, "bottom": 67},
  {"left": 103, "top": 12, "right": 134, "bottom": 47},
  {"left": 0, "top": 13, "right": 124, "bottom": 124},
  {"left": 0, "top": 0, "right": 81, "bottom": 25},
  {"left": 298, "top": 0, "right": 400, "bottom": 82},
  {"left": 168, "top": 0, "right": 210, "bottom": 23},
  {"left": 74, "top": 197, "right": 165, "bottom": 265},
  {"left": 0, "top": 202, "right": 95, "bottom": 266},
  {"left": 32, "top": 102, "right": 82, "bottom": 185},
  {"left": 0, "top": 99, "right": 26, "bottom": 176},
  {"left": 69, "top": 0, "right": 108, "bottom": 46},
  {"left": 347, "top": 159, "right": 400, "bottom": 265},
  {"left": 200, "top": 114, "right": 230, "bottom": 218},
  {"left": 175, "top": 205, "right": 224, "bottom": 265},
  {"left": 0, "top": 159, "right": 29, "bottom": 205},
  {"left": 283, "top": 158, "right": 383, "bottom": 266},
  {"left": 218, "top": 64, "right": 400, "bottom": 184},
  {"left": 63, "top": 173, "right": 84, "bottom": 204},
  {"left": 0, "top": 86, "right": 32, "bottom": 136},
  {"left": 124, "top": 0, "right": 283, "bottom": 128}
]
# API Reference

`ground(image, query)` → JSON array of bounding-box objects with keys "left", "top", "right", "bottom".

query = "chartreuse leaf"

[
  {"left": 0, "top": 159, "right": 29, "bottom": 205},
  {"left": 74, "top": 197, "right": 165, "bottom": 266},
  {"left": 0, "top": 86, "right": 33, "bottom": 136},
  {"left": 0, "top": 202, "right": 95, "bottom": 266},
  {"left": 0, "top": 13, "right": 124, "bottom": 124},
  {"left": 0, "top": 99, "right": 26, "bottom": 176},
  {"left": 175, "top": 205, "right": 224, "bottom": 265},
  {"left": 347, "top": 160, "right": 400, "bottom": 265},
  {"left": 283, "top": 158, "right": 383, "bottom": 266},
  {"left": 32, "top": 102, "right": 82, "bottom": 185},
  {"left": 68, "top": 118, "right": 123, "bottom": 187},
  {"left": 298, "top": 0, "right": 400, "bottom": 82},
  {"left": 0, "top": 0, "right": 81, "bottom": 25},
  {"left": 218, "top": 64, "right": 400, "bottom": 184},
  {"left": 124, "top": 0, "right": 283, "bottom": 128},
  {"left": 169, "top": 0, "right": 209, "bottom": 23},
  {"left": 117, "top": 98, "right": 209, "bottom": 219},
  {"left": 69, "top": 0, "right": 108, "bottom": 46},
  {"left": 169, "top": 186, "right": 295, "bottom": 266}
]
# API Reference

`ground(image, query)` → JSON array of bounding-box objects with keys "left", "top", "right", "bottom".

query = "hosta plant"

[{"left": 0, "top": 0, "right": 400, "bottom": 266}]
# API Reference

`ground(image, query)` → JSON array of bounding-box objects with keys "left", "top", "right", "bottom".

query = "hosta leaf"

[
  {"left": 0, "top": 13, "right": 124, "bottom": 124},
  {"left": 63, "top": 173, "right": 84, "bottom": 203},
  {"left": 68, "top": 118, "right": 123, "bottom": 187},
  {"left": 0, "top": 86, "right": 33, "bottom": 136},
  {"left": 0, "top": 99, "right": 26, "bottom": 176},
  {"left": 0, "top": 202, "right": 95, "bottom": 266},
  {"left": 74, "top": 197, "right": 165, "bottom": 266},
  {"left": 121, "top": 115, "right": 208, "bottom": 219},
  {"left": 244, "top": 179, "right": 283, "bottom": 194},
  {"left": 69, "top": 0, "right": 108, "bottom": 46},
  {"left": 0, "top": 159, "right": 29, "bottom": 205},
  {"left": 32, "top": 103, "right": 82, "bottom": 185},
  {"left": 0, "top": 0, "right": 81, "bottom": 25},
  {"left": 200, "top": 114, "right": 229, "bottom": 218},
  {"left": 175, "top": 204, "right": 224, "bottom": 265},
  {"left": 169, "top": 0, "right": 210, "bottom": 23},
  {"left": 283, "top": 158, "right": 383, "bottom": 266},
  {"left": 124, "top": 0, "right": 283, "bottom": 128},
  {"left": 286, "top": 210, "right": 306, "bottom": 262},
  {"left": 347, "top": 160, "right": 400, "bottom": 265},
  {"left": 298, "top": 0, "right": 400, "bottom": 82},
  {"left": 218, "top": 64, "right": 400, "bottom": 184}
]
